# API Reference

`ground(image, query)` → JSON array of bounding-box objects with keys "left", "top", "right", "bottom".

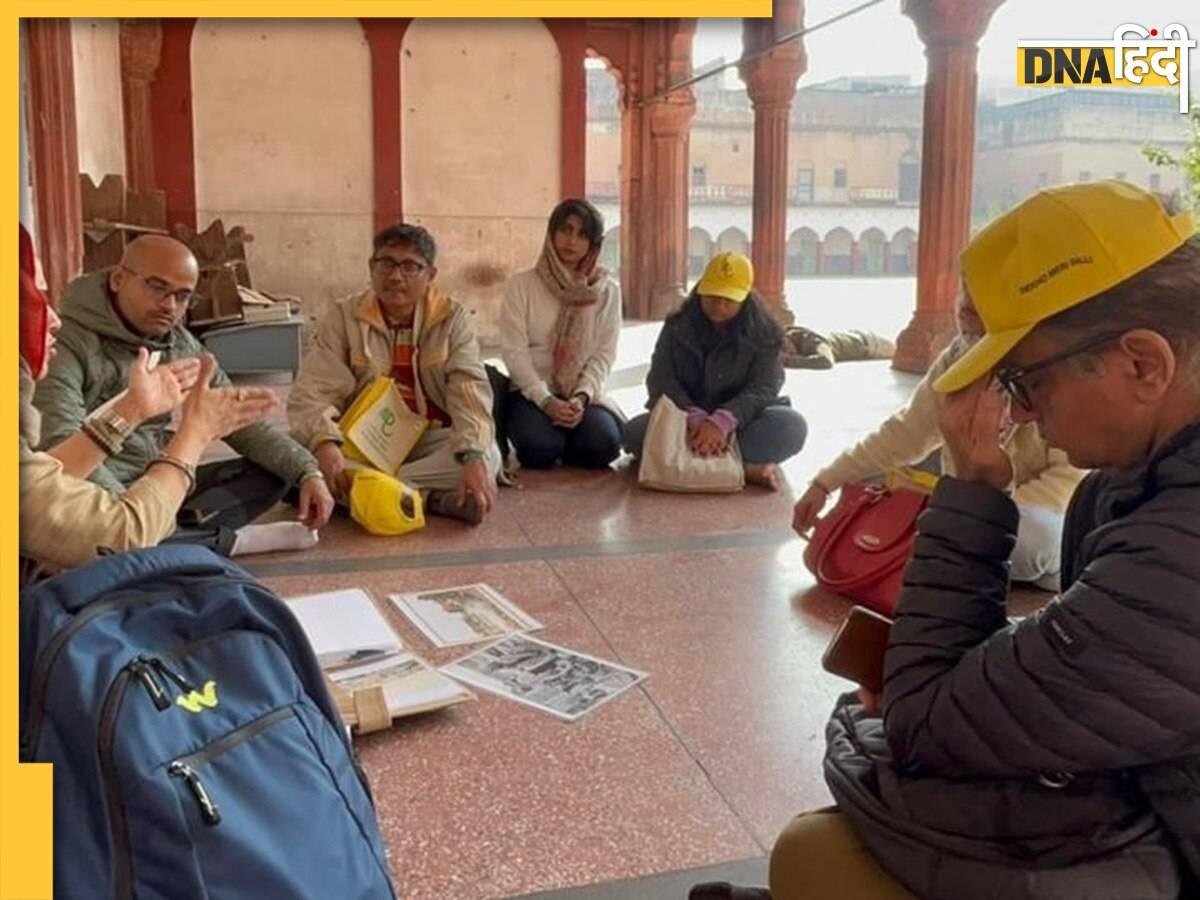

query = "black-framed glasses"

[
  {"left": 370, "top": 257, "right": 427, "bottom": 277},
  {"left": 121, "top": 266, "right": 200, "bottom": 309},
  {"left": 995, "top": 330, "right": 1125, "bottom": 411}
]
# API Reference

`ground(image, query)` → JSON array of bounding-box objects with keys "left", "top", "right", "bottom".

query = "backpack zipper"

[
  {"left": 100, "top": 654, "right": 208, "bottom": 900},
  {"left": 167, "top": 708, "right": 293, "bottom": 829},
  {"left": 21, "top": 573, "right": 261, "bottom": 760},
  {"left": 129, "top": 657, "right": 170, "bottom": 711},
  {"left": 168, "top": 763, "right": 221, "bottom": 826},
  {"left": 98, "top": 668, "right": 137, "bottom": 900},
  {"left": 147, "top": 656, "right": 199, "bottom": 695}
]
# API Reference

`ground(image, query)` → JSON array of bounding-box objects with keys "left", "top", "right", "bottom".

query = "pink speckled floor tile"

[
  {"left": 243, "top": 493, "right": 534, "bottom": 565},
  {"left": 506, "top": 464, "right": 801, "bottom": 548},
  {"left": 260, "top": 562, "right": 761, "bottom": 900},
  {"left": 548, "top": 542, "right": 852, "bottom": 849}
]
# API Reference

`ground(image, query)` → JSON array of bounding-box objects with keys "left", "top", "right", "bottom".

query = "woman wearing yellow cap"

[{"left": 624, "top": 251, "right": 807, "bottom": 490}]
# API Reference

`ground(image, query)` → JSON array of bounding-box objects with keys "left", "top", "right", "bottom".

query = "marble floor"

[{"left": 233, "top": 316, "right": 1050, "bottom": 900}]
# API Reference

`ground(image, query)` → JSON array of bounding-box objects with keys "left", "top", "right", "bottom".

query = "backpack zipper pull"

[
  {"left": 129, "top": 657, "right": 170, "bottom": 711},
  {"left": 168, "top": 762, "right": 221, "bottom": 826},
  {"left": 148, "top": 657, "right": 199, "bottom": 695}
]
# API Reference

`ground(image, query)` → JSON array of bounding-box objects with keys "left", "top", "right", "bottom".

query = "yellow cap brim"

[
  {"left": 932, "top": 325, "right": 1034, "bottom": 394},
  {"left": 697, "top": 284, "right": 748, "bottom": 303}
]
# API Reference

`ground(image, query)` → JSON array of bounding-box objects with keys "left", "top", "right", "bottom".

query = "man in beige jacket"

[
  {"left": 288, "top": 224, "right": 500, "bottom": 525},
  {"left": 793, "top": 296, "right": 1085, "bottom": 590}
]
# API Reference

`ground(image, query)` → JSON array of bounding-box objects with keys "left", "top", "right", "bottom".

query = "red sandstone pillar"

[
  {"left": 892, "top": 0, "right": 1004, "bottom": 373},
  {"left": 643, "top": 97, "right": 696, "bottom": 317},
  {"left": 24, "top": 19, "right": 83, "bottom": 303},
  {"left": 120, "top": 19, "right": 162, "bottom": 193},
  {"left": 613, "top": 20, "right": 696, "bottom": 320},
  {"left": 741, "top": 0, "right": 805, "bottom": 324},
  {"left": 361, "top": 19, "right": 413, "bottom": 231},
  {"left": 150, "top": 18, "right": 197, "bottom": 230},
  {"left": 544, "top": 20, "right": 588, "bottom": 200}
]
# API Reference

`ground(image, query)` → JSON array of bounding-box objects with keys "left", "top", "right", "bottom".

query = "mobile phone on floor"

[{"left": 821, "top": 606, "right": 893, "bottom": 694}]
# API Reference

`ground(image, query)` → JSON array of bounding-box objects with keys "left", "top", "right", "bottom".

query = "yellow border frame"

[{"left": 4, "top": 5, "right": 770, "bottom": 897}]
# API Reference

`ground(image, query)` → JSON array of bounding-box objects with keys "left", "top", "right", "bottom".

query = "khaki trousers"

[{"left": 769, "top": 809, "right": 916, "bottom": 900}]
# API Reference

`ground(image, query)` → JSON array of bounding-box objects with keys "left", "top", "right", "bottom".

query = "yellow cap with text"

[
  {"left": 934, "top": 180, "right": 1194, "bottom": 394},
  {"left": 697, "top": 251, "right": 754, "bottom": 303}
]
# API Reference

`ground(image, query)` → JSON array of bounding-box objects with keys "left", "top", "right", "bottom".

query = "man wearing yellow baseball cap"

[{"left": 766, "top": 182, "right": 1200, "bottom": 900}]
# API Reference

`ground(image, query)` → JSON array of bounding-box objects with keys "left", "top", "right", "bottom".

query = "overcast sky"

[{"left": 691, "top": 0, "right": 1200, "bottom": 93}]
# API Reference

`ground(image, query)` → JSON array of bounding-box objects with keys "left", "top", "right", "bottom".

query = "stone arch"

[
  {"left": 600, "top": 225, "right": 621, "bottom": 275},
  {"left": 716, "top": 226, "right": 749, "bottom": 256},
  {"left": 787, "top": 227, "right": 819, "bottom": 277},
  {"left": 688, "top": 227, "right": 714, "bottom": 279},
  {"left": 889, "top": 227, "right": 916, "bottom": 275},
  {"left": 821, "top": 227, "right": 853, "bottom": 275},
  {"left": 855, "top": 227, "right": 887, "bottom": 275}
]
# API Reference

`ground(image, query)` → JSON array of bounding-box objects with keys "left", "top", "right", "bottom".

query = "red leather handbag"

[{"left": 803, "top": 483, "right": 929, "bottom": 615}]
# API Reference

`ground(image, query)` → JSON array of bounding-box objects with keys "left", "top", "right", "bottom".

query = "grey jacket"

[
  {"left": 826, "top": 419, "right": 1200, "bottom": 900},
  {"left": 34, "top": 271, "right": 317, "bottom": 493}
]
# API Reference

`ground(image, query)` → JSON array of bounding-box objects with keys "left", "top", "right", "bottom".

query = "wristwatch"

[{"left": 83, "top": 404, "right": 136, "bottom": 455}]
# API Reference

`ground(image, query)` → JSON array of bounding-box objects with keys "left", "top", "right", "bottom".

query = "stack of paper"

[
  {"left": 285, "top": 588, "right": 402, "bottom": 670},
  {"left": 284, "top": 588, "right": 471, "bottom": 729}
]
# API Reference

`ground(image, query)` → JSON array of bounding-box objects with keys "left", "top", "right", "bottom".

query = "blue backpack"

[{"left": 19, "top": 545, "right": 397, "bottom": 900}]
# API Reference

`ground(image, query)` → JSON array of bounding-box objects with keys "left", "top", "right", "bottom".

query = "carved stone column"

[
  {"left": 643, "top": 94, "right": 696, "bottom": 317},
  {"left": 120, "top": 18, "right": 163, "bottom": 193},
  {"left": 25, "top": 18, "right": 83, "bottom": 302},
  {"left": 892, "top": 0, "right": 1005, "bottom": 373},
  {"left": 741, "top": 0, "right": 806, "bottom": 324}
]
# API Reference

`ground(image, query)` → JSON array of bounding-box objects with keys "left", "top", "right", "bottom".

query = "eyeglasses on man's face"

[
  {"left": 995, "top": 331, "right": 1125, "bottom": 411},
  {"left": 121, "top": 266, "right": 200, "bottom": 310},
  {"left": 370, "top": 256, "right": 428, "bottom": 278}
]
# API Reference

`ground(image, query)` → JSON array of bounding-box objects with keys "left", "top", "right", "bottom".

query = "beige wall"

[
  {"left": 593, "top": 124, "right": 919, "bottom": 201},
  {"left": 402, "top": 19, "right": 561, "bottom": 341},
  {"left": 71, "top": 19, "right": 125, "bottom": 185},
  {"left": 690, "top": 128, "right": 754, "bottom": 186},
  {"left": 191, "top": 19, "right": 374, "bottom": 321}
]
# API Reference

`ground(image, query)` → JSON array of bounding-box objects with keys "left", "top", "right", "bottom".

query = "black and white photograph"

[{"left": 440, "top": 634, "right": 647, "bottom": 721}]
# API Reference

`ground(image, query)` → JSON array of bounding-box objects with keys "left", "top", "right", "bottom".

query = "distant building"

[
  {"left": 586, "top": 68, "right": 1190, "bottom": 278},
  {"left": 972, "top": 89, "right": 1190, "bottom": 223}
]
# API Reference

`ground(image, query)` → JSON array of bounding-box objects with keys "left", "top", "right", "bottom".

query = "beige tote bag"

[{"left": 637, "top": 395, "right": 745, "bottom": 493}]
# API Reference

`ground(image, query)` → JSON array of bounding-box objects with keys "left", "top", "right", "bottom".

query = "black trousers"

[{"left": 163, "top": 458, "right": 290, "bottom": 556}]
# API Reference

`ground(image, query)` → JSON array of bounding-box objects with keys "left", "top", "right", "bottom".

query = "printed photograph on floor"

[
  {"left": 441, "top": 634, "right": 647, "bottom": 721},
  {"left": 391, "top": 583, "right": 543, "bottom": 648}
]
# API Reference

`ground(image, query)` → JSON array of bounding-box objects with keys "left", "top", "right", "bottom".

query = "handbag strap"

[{"left": 813, "top": 490, "right": 916, "bottom": 591}]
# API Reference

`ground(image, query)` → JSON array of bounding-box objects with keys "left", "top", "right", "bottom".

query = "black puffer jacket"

[
  {"left": 644, "top": 293, "right": 786, "bottom": 426},
  {"left": 826, "top": 419, "right": 1200, "bottom": 900}
]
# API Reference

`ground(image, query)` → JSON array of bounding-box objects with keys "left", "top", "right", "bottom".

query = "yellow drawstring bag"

[{"left": 348, "top": 468, "right": 425, "bottom": 536}]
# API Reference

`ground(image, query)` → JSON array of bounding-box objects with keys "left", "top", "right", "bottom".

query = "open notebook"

[{"left": 284, "top": 588, "right": 471, "bottom": 732}]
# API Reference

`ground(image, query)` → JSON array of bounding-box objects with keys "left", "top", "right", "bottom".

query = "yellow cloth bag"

[
  {"left": 339, "top": 376, "right": 428, "bottom": 474},
  {"left": 347, "top": 468, "right": 425, "bottom": 536}
]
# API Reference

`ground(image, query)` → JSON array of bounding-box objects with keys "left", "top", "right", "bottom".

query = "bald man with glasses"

[{"left": 35, "top": 236, "right": 334, "bottom": 556}]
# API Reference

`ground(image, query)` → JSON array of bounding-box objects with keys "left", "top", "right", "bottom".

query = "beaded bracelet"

[{"left": 81, "top": 419, "right": 120, "bottom": 456}]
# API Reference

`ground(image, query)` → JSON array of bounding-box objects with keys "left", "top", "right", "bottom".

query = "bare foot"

[{"left": 744, "top": 462, "right": 783, "bottom": 492}]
